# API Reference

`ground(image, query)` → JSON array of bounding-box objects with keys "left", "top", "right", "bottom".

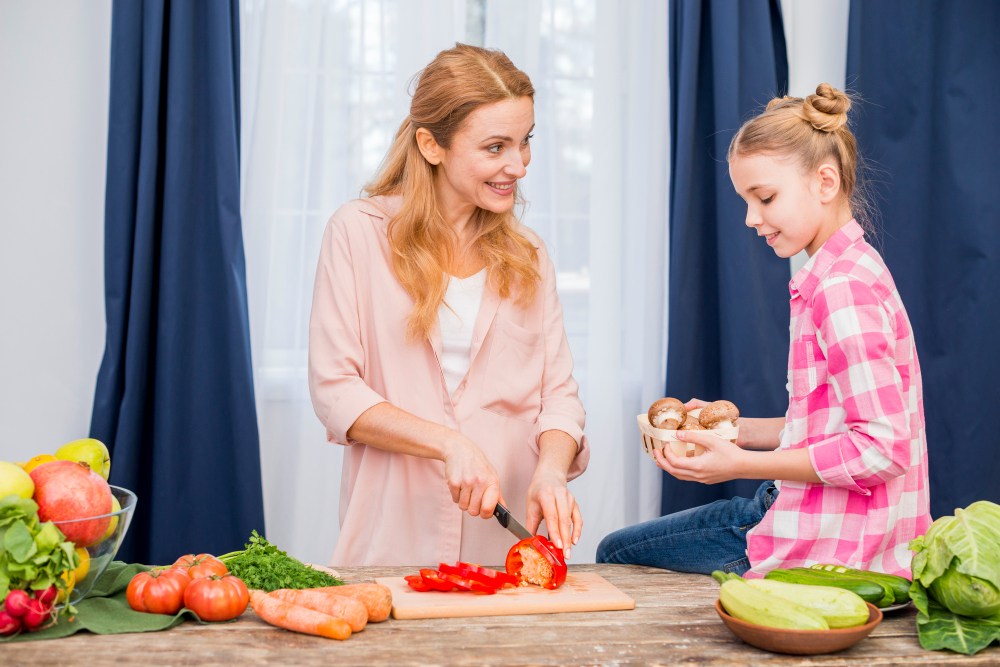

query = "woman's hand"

[
  {"left": 442, "top": 435, "right": 502, "bottom": 519},
  {"left": 526, "top": 466, "right": 581, "bottom": 559},
  {"left": 652, "top": 429, "right": 748, "bottom": 485}
]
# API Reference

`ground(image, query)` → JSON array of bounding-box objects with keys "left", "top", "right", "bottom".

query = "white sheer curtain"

[
  {"left": 240, "top": 0, "right": 466, "bottom": 565},
  {"left": 241, "top": 0, "right": 669, "bottom": 564},
  {"left": 484, "top": 0, "right": 669, "bottom": 562}
]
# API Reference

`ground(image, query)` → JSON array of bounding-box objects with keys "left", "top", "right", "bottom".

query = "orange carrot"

[
  {"left": 249, "top": 590, "right": 351, "bottom": 640},
  {"left": 270, "top": 589, "right": 368, "bottom": 632},
  {"left": 313, "top": 584, "right": 392, "bottom": 622}
]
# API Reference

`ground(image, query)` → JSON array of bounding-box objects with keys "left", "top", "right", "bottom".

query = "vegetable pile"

[
  {"left": 713, "top": 570, "right": 871, "bottom": 630},
  {"left": 218, "top": 531, "right": 343, "bottom": 592},
  {"left": 0, "top": 495, "right": 80, "bottom": 636},
  {"left": 127, "top": 553, "right": 249, "bottom": 621},
  {"left": 405, "top": 535, "right": 568, "bottom": 594},
  {"left": 909, "top": 500, "right": 1000, "bottom": 655},
  {"left": 764, "top": 565, "right": 911, "bottom": 609}
]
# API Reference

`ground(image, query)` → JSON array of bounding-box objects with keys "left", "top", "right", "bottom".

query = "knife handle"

[{"left": 494, "top": 503, "right": 512, "bottom": 529}]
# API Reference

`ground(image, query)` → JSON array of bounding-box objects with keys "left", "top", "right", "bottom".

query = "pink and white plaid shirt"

[{"left": 745, "top": 220, "right": 931, "bottom": 578}]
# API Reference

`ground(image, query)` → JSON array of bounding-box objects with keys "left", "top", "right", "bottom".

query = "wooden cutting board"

[{"left": 375, "top": 571, "right": 635, "bottom": 619}]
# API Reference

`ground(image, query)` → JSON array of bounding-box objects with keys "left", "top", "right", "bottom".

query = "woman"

[{"left": 309, "top": 44, "right": 589, "bottom": 566}]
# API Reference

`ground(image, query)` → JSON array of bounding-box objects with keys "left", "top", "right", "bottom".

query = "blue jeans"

[{"left": 596, "top": 481, "right": 779, "bottom": 575}]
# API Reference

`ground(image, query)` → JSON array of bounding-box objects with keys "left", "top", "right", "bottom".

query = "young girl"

[{"left": 597, "top": 83, "right": 930, "bottom": 578}]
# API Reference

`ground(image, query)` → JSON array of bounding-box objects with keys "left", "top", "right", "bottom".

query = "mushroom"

[
  {"left": 647, "top": 397, "right": 687, "bottom": 430},
  {"left": 699, "top": 400, "right": 740, "bottom": 430},
  {"left": 678, "top": 421, "right": 707, "bottom": 457}
]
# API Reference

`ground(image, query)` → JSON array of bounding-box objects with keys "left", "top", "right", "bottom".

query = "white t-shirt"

[{"left": 438, "top": 269, "right": 486, "bottom": 397}]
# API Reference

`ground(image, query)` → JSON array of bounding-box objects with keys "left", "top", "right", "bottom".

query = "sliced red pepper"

[
  {"left": 404, "top": 575, "right": 432, "bottom": 592},
  {"left": 436, "top": 571, "right": 500, "bottom": 594},
  {"left": 505, "top": 535, "right": 567, "bottom": 590},
  {"left": 439, "top": 562, "right": 517, "bottom": 588},
  {"left": 419, "top": 569, "right": 456, "bottom": 592}
]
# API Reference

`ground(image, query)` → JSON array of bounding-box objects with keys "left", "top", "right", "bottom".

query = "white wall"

[{"left": 0, "top": 0, "right": 112, "bottom": 461}]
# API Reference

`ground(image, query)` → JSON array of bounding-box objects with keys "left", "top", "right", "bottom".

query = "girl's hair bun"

[{"left": 802, "top": 83, "right": 851, "bottom": 132}]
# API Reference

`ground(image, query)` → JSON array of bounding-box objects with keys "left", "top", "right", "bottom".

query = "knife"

[{"left": 493, "top": 503, "right": 533, "bottom": 540}]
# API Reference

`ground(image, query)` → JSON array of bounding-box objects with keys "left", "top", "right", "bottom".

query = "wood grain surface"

[{"left": 4, "top": 564, "right": 998, "bottom": 667}]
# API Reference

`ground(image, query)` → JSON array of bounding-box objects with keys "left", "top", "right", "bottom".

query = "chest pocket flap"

[{"left": 481, "top": 319, "right": 544, "bottom": 422}]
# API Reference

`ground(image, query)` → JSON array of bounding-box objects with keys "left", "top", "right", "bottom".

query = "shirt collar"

[{"left": 789, "top": 219, "right": 864, "bottom": 300}]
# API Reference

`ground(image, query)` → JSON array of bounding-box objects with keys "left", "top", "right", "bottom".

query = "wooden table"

[{"left": 5, "top": 564, "right": 998, "bottom": 666}]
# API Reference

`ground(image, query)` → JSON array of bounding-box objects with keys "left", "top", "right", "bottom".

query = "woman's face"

[
  {"left": 432, "top": 96, "right": 534, "bottom": 217},
  {"left": 729, "top": 152, "right": 841, "bottom": 258}
]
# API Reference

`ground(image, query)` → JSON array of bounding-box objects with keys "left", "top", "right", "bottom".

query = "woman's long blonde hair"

[
  {"left": 728, "top": 83, "right": 874, "bottom": 231},
  {"left": 364, "top": 44, "right": 541, "bottom": 341}
]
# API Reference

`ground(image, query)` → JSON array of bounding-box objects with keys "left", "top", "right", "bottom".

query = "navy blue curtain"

[
  {"left": 847, "top": 1, "right": 1000, "bottom": 517},
  {"left": 91, "top": 0, "right": 265, "bottom": 564},
  {"left": 663, "top": 0, "right": 790, "bottom": 514}
]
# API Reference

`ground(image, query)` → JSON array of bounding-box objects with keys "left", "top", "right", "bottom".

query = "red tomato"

[
  {"left": 172, "top": 553, "right": 229, "bottom": 579},
  {"left": 505, "top": 535, "right": 567, "bottom": 590},
  {"left": 126, "top": 568, "right": 191, "bottom": 614},
  {"left": 182, "top": 574, "right": 249, "bottom": 622}
]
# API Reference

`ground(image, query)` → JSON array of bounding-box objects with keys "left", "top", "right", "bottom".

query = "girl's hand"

[
  {"left": 442, "top": 435, "right": 502, "bottom": 519},
  {"left": 653, "top": 429, "right": 748, "bottom": 485},
  {"left": 526, "top": 467, "right": 581, "bottom": 559},
  {"left": 683, "top": 397, "right": 710, "bottom": 411}
]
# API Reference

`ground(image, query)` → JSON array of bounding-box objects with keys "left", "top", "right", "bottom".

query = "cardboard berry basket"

[{"left": 637, "top": 408, "right": 739, "bottom": 460}]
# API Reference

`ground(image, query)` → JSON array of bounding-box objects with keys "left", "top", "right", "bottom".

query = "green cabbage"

[{"left": 910, "top": 500, "right": 1000, "bottom": 654}]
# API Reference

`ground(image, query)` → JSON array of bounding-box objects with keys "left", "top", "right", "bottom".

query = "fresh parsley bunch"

[{"left": 218, "top": 530, "right": 342, "bottom": 592}]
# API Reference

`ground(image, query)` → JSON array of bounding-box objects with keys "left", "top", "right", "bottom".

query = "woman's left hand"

[
  {"left": 653, "top": 429, "right": 748, "bottom": 485},
  {"left": 526, "top": 468, "right": 582, "bottom": 559}
]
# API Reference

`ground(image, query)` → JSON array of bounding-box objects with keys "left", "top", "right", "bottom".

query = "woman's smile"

[
  {"left": 486, "top": 180, "right": 516, "bottom": 196},
  {"left": 764, "top": 231, "right": 780, "bottom": 245}
]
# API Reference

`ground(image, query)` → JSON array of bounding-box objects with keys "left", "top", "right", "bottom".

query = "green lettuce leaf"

[
  {"left": 912, "top": 580, "right": 1000, "bottom": 655},
  {"left": 4, "top": 520, "right": 37, "bottom": 563}
]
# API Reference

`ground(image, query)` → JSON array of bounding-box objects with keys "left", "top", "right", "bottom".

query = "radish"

[
  {"left": 4, "top": 589, "right": 30, "bottom": 617},
  {"left": 0, "top": 610, "right": 20, "bottom": 636},
  {"left": 34, "top": 586, "right": 57, "bottom": 606},
  {"left": 21, "top": 598, "right": 50, "bottom": 629}
]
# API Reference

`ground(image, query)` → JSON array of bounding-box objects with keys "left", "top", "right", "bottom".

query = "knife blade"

[{"left": 493, "top": 503, "right": 533, "bottom": 541}]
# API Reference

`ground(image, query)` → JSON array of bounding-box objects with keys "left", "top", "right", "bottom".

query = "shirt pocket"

[
  {"left": 481, "top": 319, "right": 545, "bottom": 422},
  {"left": 790, "top": 336, "right": 827, "bottom": 400}
]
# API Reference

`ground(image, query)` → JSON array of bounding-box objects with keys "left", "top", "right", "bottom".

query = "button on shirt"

[
  {"left": 308, "top": 196, "right": 589, "bottom": 566},
  {"left": 745, "top": 220, "right": 931, "bottom": 578}
]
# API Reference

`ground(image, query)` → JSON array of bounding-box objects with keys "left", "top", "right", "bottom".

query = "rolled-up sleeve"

[
  {"left": 533, "top": 245, "right": 589, "bottom": 480},
  {"left": 308, "top": 211, "right": 387, "bottom": 445},
  {"left": 807, "top": 277, "right": 910, "bottom": 494}
]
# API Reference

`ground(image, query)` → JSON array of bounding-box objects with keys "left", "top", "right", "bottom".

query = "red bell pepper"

[
  {"left": 419, "top": 569, "right": 456, "bottom": 592},
  {"left": 505, "top": 535, "right": 567, "bottom": 590},
  {"left": 404, "top": 575, "right": 432, "bottom": 592}
]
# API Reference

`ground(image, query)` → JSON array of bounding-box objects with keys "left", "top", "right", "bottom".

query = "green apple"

[
  {"left": 55, "top": 439, "right": 111, "bottom": 480},
  {"left": 101, "top": 495, "right": 122, "bottom": 541},
  {"left": 0, "top": 461, "right": 35, "bottom": 499}
]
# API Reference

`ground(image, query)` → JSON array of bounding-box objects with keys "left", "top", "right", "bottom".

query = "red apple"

[{"left": 30, "top": 460, "right": 112, "bottom": 547}]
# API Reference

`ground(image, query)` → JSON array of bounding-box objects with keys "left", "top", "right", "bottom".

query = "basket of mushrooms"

[{"left": 638, "top": 399, "right": 740, "bottom": 460}]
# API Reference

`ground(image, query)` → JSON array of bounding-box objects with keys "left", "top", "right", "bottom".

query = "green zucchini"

[
  {"left": 809, "top": 564, "right": 911, "bottom": 603},
  {"left": 743, "top": 578, "right": 870, "bottom": 628},
  {"left": 764, "top": 568, "right": 889, "bottom": 606},
  {"left": 789, "top": 568, "right": 895, "bottom": 607}
]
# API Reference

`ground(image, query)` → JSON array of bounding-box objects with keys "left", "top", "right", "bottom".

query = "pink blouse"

[{"left": 308, "top": 196, "right": 590, "bottom": 566}]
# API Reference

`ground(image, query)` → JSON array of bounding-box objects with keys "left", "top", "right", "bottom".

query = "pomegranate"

[{"left": 30, "top": 460, "right": 113, "bottom": 547}]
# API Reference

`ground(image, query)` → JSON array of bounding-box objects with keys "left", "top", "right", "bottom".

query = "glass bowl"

[{"left": 51, "top": 485, "right": 137, "bottom": 604}]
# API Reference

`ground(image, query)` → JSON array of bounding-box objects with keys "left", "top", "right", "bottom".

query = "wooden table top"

[{"left": 5, "top": 564, "right": 998, "bottom": 666}]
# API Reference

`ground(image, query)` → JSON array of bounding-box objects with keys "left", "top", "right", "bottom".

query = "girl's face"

[
  {"left": 729, "top": 152, "right": 843, "bottom": 258},
  {"left": 423, "top": 97, "right": 534, "bottom": 218}
]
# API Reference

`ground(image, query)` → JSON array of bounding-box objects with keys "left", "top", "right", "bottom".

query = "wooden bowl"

[{"left": 715, "top": 600, "right": 883, "bottom": 655}]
